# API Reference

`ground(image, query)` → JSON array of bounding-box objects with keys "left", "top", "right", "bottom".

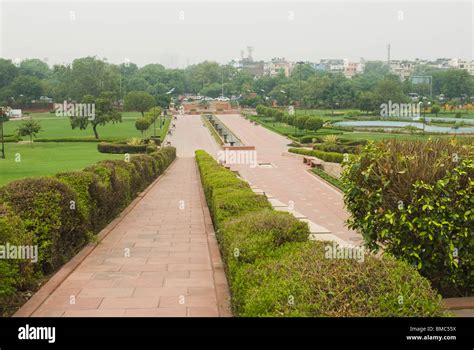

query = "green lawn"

[
  {"left": 4, "top": 111, "right": 149, "bottom": 141},
  {"left": 0, "top": 142, "right": 123, "bottom": 186}
]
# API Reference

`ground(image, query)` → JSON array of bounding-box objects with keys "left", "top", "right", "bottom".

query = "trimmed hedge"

[
  {"left": 0, "top": 204, "right": 37, "bottom": 316},
  {"left": 233, "top": 241, "right": 445, "bottom": 316},
  {"left": 342, "top": 139, "right": 474, "bottom": 297},
  {"left": 97, "top": 142, "right": 147, "bottom": 154},
  {"left": 288, "top": 147, "right": 345, "bottom": 163},
  {"left": 0, "top": 178, "right": 89, "bottom": 272},
  {"left": 0, "top": 146, "right": 176, "bottom": 315},
  {"left": 195, "top": 150, "right": 445, "bottom": 316}
]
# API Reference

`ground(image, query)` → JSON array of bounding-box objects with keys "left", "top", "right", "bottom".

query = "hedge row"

[
  {"left": 288, "top": 147, "right": 345, "bottom": 163},
  {"left": 195, "top": 150, "right": 445, "bottom": 316},
  {"left": 0, "top": 147, "right": 176, "bottom": 315},
  {"left": 97, "top": 142, "right": 148, "bottom": 154}
]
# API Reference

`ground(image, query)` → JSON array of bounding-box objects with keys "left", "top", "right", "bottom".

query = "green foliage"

[
  {"left": 196, "top": 150, "right": 445, "bottom": 316},
  {"left": 341, "top": 139, "right": 474, "bottom": 296},
  {"left": 288, "top": 147, "right": 345, "bottom": 163},
  {"left": 311, "top": 168, "right": 344, "bottom": 190},
  {"left": 124, "top": 91, "right": 155, "bottom": 116},
  {"left": 135, "top": 117, "right": 151, "bottom": 136},
  {"left": 16, "top": 119, "right": 42, "bottom": 142},
  {"left": 97, "top": 142, "right": 147, "bottom": 154},
  {"left": 0, "top": 178, "right": 88, "bottom": 272},
  {"left": 0, "top": 204, "right": 37, "bottom": 307},
  {"left": 233, "top": 241, "right": 445, "bottom": 316},
  {"left": 220, "top": 209, "right": 309, "bottom": 269},
  {"left": 70, "top": 93, "right": 122, "bottom": 139},
  {"left": 304, "top": 117, "right": 323, "bottom": 132}
]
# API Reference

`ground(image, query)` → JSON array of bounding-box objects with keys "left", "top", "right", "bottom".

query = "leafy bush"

[
  {"left": 220, "top": 209, "right": 309, "bottom": 269},
  {"left": 288, "top": 147, "right": 345, "bottom": 163},
  {"left": 313, "top": 143, "right": 356, "bottom": 154},
  {"left": 232, "top": 241, "right": 445, "bottom": 316},
  {"left": 342, "top": 139, "right": 474, "bottom": 296},
  {"left": 196, "top": 150, "right": 443, "bottom": 316},
  {"left": 299, "top": 135, "right": 323, "bottom": 144},
  {"left": 0, "top": 178, "right": 88, "bottom": 272},
  {"left": 56, "top": 171, "right": 105, "bottom": 231},
  {"left": 304, "top": 117, "right": 323, "bottom": 132},
  {"left": 0, "top": 205, "right": 37, "bottom": 299},
  {"left": 97, "top": 142, "right": 147, "bottom": 154}
]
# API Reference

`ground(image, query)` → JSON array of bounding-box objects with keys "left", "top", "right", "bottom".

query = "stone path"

[
  {"left": 24, "top": 115, "right": 230, "bottom": 317},
  {"left": 217, "top": 114, "right": 362, "bottom": 245}
]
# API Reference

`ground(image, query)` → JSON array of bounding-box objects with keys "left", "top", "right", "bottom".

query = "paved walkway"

[
  {"left": 218, "top": 114, "right": 361, "bottom": 244},
  {"left": 26, "top": 115, "right": 230, "bottom": 317}
]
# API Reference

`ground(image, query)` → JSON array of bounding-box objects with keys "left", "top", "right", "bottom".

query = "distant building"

[
  {"left": 264, "top": 57, "right": 293, "bottom": 77},
  {"left": 389, "top": 60, "right": 415, "bottom": 80}
]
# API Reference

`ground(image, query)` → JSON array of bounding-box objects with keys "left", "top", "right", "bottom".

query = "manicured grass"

[
  {"left": 0, "top": 142, "right": 123, "bottom": 186},
  {"left": 310, "top": 167, "right": 344, "bottom": 190},
  {"left": 4, "top": 111, "right": 144, "bottom": 141}
]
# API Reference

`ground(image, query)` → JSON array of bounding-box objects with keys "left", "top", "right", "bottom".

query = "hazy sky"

[{"left": 0, "top": 0, "right": 472, "bottom": 67}]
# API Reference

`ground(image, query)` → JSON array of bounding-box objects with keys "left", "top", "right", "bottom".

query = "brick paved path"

[
  {"left": 218, "top": 114, "right": 361, "bottom": 244},
  {"left": 26, "top": 115, "right": 230, "bottom": 317}
]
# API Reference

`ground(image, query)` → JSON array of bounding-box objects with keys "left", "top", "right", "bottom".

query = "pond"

[{"left": 333, "top": 120, "right": 474, "bottom": 134}]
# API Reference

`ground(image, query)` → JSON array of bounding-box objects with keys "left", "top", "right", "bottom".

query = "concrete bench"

[
  {"left": 310, "top": 159, "right": 323, "bottom": 168},
  {"left": 302, "top": 156, "right": 316, "bottom": 165}
]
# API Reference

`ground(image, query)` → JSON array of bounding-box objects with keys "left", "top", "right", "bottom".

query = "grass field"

[
  {"left": 0, "top": 142, "right": 123, "bottom": 186},
  {"left": 4, "top": 111, "right": 144, "bottom": 141}
]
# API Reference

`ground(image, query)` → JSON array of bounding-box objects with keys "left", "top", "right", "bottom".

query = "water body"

[{"left": 334, "top": 120, "right": 474, "bottom": 134}]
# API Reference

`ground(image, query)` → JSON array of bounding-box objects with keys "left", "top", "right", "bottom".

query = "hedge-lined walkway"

[{"left": 26, "top": 157, "right": 230, "bottom": 317}]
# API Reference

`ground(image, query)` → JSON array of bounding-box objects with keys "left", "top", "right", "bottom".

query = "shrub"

[
  {"left": 304, "top": 117, "right": 323, "bottom": 132},
  {"left": 299, "top": 135, "right": 322, "bottom": 144},
  {"left": 97, "top": 142, "right": 147, "bottom": 154},
  {"left": 232, "top": 241, "right": 445, "bottom": 316},
  {"left": 288, "top": 147, "right": 345, "bottom": 163},
  {"left": 195, "top": 149, "right": 445, "bottom": 316},
  {"left": 0, "top": 178, "right": 88, "bottom": 272},
  {"left": 342, "top": 139, "right": 474, "bottom": 296},
  {"left": 313, "top": 143, "right": 356, "bottom": 154},
  {"left": 0, "top": 204, "right": 37, "bottom": 299},
  {"left": 56, "top": 171, "right": 103, "bottom": 231},
  {"left": 220, "top": 209, "right": 309, "bottom": 269}
]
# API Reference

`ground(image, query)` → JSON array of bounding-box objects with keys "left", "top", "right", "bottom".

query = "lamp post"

[{"left": 0, "top": 106, "right": 11, "bottom": 159}]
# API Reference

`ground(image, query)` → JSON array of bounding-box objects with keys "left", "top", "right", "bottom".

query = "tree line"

[{"left": 0, "top": 57, "right": 472, "bottom": 111}]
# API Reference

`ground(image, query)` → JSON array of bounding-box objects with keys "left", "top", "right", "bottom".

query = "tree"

[
  {"left": 67, "top": 57, "right": 120, "bottom": 99},
  {"left": 124, "top": 91, "right": 155, "bottom": 116},
  {"left": 358, "top": 92, "right": 377, "bottom": 115},
  {"left": 70, "top": 93, "right": 122, "bottom": 139},
  {"left": 135, "top": 118, "right": 151, "bottom": 136},
  {"left": 10, "top": 75, "right": 44, "bottom": 102},
  {"left": 0, "top": 106, "right": 11, "bottom": 159},
  {"left": 431, "top": 104, "right": 441, "bottom": 117},
  {"left": 304, "top": 117, "right": 323, "bottom": 132},
  {"left": 0, "top": 59, "right": 17, "bottom": 90},
  {"left": 19, "top": 59, "right": 51, "bottom": 79},
  {"left": 17, "top": 119, "right": 42, "bottom": 143}
]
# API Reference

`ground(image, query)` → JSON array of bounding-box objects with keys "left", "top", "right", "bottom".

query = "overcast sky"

[{"left": 0, "top": 0, "right": 472, "bottom": 67}]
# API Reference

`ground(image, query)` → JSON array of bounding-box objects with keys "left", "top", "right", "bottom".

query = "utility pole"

[{"left": 387, "top": 44, "right": 391, "bottom": 67}]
